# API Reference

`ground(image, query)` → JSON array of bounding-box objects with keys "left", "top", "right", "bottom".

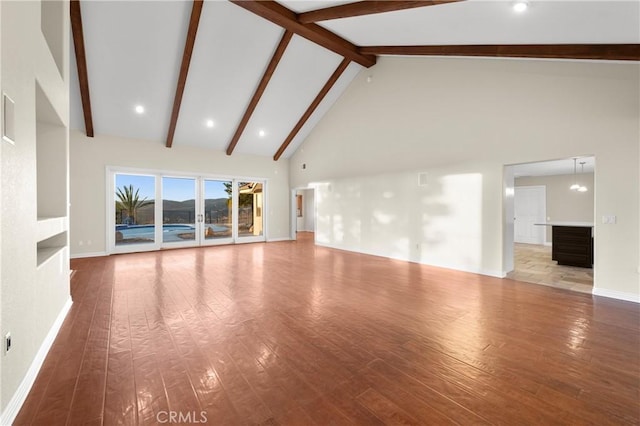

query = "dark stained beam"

[
  {"left": 359, "top": 44, "right": 640, "bottom": 61},
  {"left": 166, "top": 0, "right": 204, "bottom": 148},
  {"left": 229, "top": 0, "right": 376, "bottom": 68},
  {"left": 226, "top": 30, "right": 294, "bottom": 156},
  {"left": 70, "top": 0, "right": 94, "bottom": 137},
  {"left": 274, "top": 58, "right": 351, "bottom": 161},
  {"left": 298, "top": 1, "right": 463, "bottom": 23}
]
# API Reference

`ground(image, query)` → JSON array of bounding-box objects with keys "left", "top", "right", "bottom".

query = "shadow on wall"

[
  {"left": 314, "top": 171, "right": 483, "bottom": 273},
  {"left": 419, "top": 173, "right": 483, "bottom": 272}
]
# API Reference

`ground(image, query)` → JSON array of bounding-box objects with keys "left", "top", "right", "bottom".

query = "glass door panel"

[
  {"left": 203, "top": 179, "right": 233, "bottom": 242},
  {"left": 162, "top": 177, "right": 196, "bottom": 245},
  {"left": 237, "top": 181, "right": 263, "bottom": 239},
  {"left": 114, "top": 173, "right": 155, "bottom": 246},
  {"left": 110, "top": 171, "right": 267, "bottom": 254}
]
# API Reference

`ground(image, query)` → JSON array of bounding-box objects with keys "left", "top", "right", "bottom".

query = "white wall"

[
  {"left": 290, "top": 57, "right": 640, "bottom": 301},
  {"left": 502, "top": 166, "right": 515, "bottom": 273},
  {"left": 1, "top": 0, "right": 71, "bottom": 419},
  {"left": 69, "top": 131, "right": 290, "bottom": 256},
  {"left": 303, "top": 189, "right": 315, "bottom": 231},
  {"left": 516, "top": 173, "right": 595, "bottom": 243},
  {"left": 0, "top": 0, "right": 4, "bottom": 410}
]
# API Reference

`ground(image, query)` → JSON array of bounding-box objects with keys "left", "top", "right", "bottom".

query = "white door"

[{"left": 514, "top": 186, "right": 546, "bottom": 244}]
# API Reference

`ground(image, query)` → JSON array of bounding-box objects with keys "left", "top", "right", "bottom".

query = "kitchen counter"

[
  {"left": 534, "top": 221, "right": 594, "bottom": 227},
  {"left": 534, "top": 222, "right": 593, "bottom": 268}
]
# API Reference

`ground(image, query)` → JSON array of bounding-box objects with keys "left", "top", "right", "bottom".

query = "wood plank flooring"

[
  {"left": 508, "top": 243, "right": 594, "bottom": 294},
  {"left": 14, "top": 233, "right": 640, "bottom": 425}
]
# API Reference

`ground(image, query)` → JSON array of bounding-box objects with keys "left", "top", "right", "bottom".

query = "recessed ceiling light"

[
  {"left": 258, "top": 129, "right": 266, "bottom": 138},
  {"left": 206, "top": 119, "right": 215, "bottom": 128},
  {"left": 135, "top": 105, "right": 145, "bottom": 114},
  {"left": 513, "top": 1, "right": 529, "bottom": 12}
]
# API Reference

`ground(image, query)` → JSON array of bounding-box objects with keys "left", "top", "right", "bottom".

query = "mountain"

[{"left": 121, "top": 198, "right": 231, "bottom": 224}]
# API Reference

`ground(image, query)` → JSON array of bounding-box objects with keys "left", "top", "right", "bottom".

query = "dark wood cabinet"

[{"left": 551, "top": 226, "right": 593, "bottom": 268}]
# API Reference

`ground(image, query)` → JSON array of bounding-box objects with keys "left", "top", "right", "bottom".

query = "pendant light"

[
  {"left": 569, "top": 158, "right": 580, "bottom": 190},
  {"left": 577, "top": 162, "right": 588, "bottom": 192}
]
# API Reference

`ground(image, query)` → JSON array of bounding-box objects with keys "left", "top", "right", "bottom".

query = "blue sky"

[{"left": 115, "top": 174, "right": 231, "bottom": 201}]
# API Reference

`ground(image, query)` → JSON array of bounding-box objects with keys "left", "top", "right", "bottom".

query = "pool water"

[{"left": 116, "top": 224, "right": 228, "bottom": 243}]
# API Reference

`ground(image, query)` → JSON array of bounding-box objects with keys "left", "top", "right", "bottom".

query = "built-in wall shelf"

[
  {"left": 36, "top": 245, "right": 65, "bottom": 268},
  {"left": 37, "top": 216, "right": 68, "bottom": 242},
  {"left": 35, "top": 78, "right": 69, "bottom": 269},
  {"left": 37, "top": 231, "right": 67, "bottom": 268}
]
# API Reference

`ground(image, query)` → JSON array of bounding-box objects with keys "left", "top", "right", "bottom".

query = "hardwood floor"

[
  {"left": 508, "top": 243, "right": 594, "bottom": 294},
  {"left": 15, "top": 234, "right": 640, "bottom": 425}
]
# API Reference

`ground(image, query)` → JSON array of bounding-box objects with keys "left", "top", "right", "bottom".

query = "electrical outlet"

[{"left": 4, "top": 332, "right": 11, "bottom": 355}]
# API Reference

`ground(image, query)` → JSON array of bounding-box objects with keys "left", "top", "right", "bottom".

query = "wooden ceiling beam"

[
  {"left": 226, "top": 30, "right": 294, "bottom": 156},
  {"left": 359, "top": 44, "right": 640, "bottom": 61},
  {"left": 229, "top": 0, "right": 376, "bottom": 68},
  {"left": 274, "top": 58, "right": 351, "bottom": 161},
  {"left": 298, "top": 1, "right": 463, "bottom": 23},
  {"left": 166, "top": 0, "right": 204, "bottom": 148},
  {"left": 70, "top": 0, "right": 94, "bottom": 137}
]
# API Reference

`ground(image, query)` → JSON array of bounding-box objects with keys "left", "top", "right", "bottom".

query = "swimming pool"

[{"left": 116, "top": 224, "right": 228, "bottom": 243}]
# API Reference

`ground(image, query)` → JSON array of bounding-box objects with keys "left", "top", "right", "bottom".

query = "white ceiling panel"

[
  {"left": 279, "top": 0, "right": 355, "bottom": 13},
  {"left": 172, "top": 1, "right": 284, "bottom": 150},
  {"left": 72, "top": 1, "right": 192, "bottom": 141},
  {"left": 69, "top": 1, "right": 638, "bottom": 160},
  {"left": 233, "top": 34, "right": 344, "bottom": 157},
  {"left": 280, "top": 61, "right": 362, "bottom": 159},
  {"left": 319, "top": 1, "right": 640, "bottom": 46}
]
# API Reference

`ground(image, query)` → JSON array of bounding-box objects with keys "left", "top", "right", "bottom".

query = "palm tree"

[{"left": 116, "top": 184, "right": 152, "bottom": 225}]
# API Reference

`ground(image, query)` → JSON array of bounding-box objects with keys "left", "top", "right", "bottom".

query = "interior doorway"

[
  {"left": 504, "top": 157, "right": 595, "bottom": 293},
  {"left": 291, "top": 187, "right": 315, "bottom": 239}
]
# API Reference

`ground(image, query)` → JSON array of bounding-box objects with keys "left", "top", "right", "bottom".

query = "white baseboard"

[
  {"left": 543, "top": 241, "right": 552, "bottom": 247},
  {"left": 70, "top": 251, "right": 107, "bottom": 259},
  {"left": 314, "top": 242, "right": 505, "bottom": 278},
  {"left": 0, "top": 297, "right": 73, "bottom": 425},
  {"left": 592, "top": 288, "right": 640, "bottom": 304},
  {"left": 419, "top": 260, "right": 505, "bottom": 279},
  {"left": 267, "top": 237, "right": 291, "bottom": 242}
]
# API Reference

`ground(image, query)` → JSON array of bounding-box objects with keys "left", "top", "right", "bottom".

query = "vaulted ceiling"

[{"left": 70, "top": 0, "right": 640, "bottom": 160}]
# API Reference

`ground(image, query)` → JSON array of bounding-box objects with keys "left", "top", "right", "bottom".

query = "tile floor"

[{"left": 507, "top": 243, "right": 593, "bottom": 294}]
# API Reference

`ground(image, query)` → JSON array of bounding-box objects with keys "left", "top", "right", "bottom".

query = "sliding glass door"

[
  {"left": 237, "top": 181, "right": 264, "bottom": 242},
  {"left": 109, "top": 169, "right": 265, "bottom": 253},
  {"left": 202, "top": 179, "right": 234, "bottom": 245},
  {"left": 162, "top": 177, "right": 197, "bottom": 247},
  {"left": 114, "top": 173, "right": 156, "bottom": 248}
]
